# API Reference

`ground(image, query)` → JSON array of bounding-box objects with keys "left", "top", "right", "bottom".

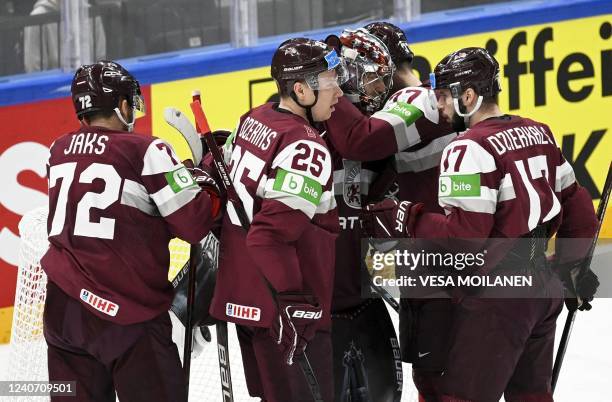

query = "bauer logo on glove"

[{"left": 360, "top": 198, "right": 424, "bottom": 238}]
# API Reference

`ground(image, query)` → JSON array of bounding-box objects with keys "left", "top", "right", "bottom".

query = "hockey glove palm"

[
  {"left": 361, "top": 199, "right": 423, "bottom": 238},
  {"left": 270, "top": 293, "right": 322, "bottom": 365}
]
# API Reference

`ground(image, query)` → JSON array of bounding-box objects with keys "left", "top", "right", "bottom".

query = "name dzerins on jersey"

[
  {"left": 239, "top": 116, "right": 278, "bottom": 151},
  {"left": 486, "top": 124, "right": 555, "bottom": 155}
]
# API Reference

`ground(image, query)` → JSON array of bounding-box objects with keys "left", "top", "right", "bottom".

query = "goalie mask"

[
  {"left": 71, "top": 60, "right": 145, "bottom": 132},
  {"left": 339, "top": 28, "right": 395, "bottom": 114}
]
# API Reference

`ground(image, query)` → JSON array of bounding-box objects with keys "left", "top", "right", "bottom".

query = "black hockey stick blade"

[
  {"left": 183, "top": 243, "right": 201, "bottom": 393},
  {"left": 216, "top": 321, "right": 235, "bottom": 401},
  {"left": 370, "top": 282, "right": 400, "bottom": 313},
  {"left": 296, "top": 354, "right": 324, "bottom": 402},
  {"left": 552, "top": 161, "right": 612, "bottom": 392}
]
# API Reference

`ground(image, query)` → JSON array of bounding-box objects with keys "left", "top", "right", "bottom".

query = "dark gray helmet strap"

[{"left": 290, "top": 89, "right": 319, "bottom": 127}]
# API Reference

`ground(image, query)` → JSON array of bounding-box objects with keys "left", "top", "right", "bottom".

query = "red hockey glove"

[
  {"left": 270, "top": 292, "right": 322, "bottom": 365},
  {"left": 361, "top": 199, "right": 423, "bottom": 238},
  {"left": 187, "top": 165, "right": 221, "bottom": 218}
]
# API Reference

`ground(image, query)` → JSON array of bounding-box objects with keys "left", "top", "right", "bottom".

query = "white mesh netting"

[{"left": 9, "top": 207, "right": 417, "bottom": 401}]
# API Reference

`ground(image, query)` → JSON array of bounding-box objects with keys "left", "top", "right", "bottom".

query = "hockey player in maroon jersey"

[
  {"left": 362, "top": 48, "right": 599, "bottom": 402},
  {"left": 365, "top": 22, "right": 458, "bottom": 402},
  {"left": 208, "top": 38, "right": 345, "bottom": 402},
  {"left": 323, "top": 27, "right": 403, "bottom": 402},
  {"left": 41, "top": 61, "right": 220, "bottom": 402},
  {"left": 322, "top": 23, "right": 458, "bottom": 401}
]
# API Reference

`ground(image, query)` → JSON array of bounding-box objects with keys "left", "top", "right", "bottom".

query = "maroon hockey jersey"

[
  {"left": 324, "top": 86, "right": 455, "bottom": 310},
  {"left": 42, "top": 126, "right": 215, "bottom": 324},
  {"left": 415, "top": 115, "right": 596, "bottom": 251},
  {"left": 210, "top": 103, "right": 339, "bottom": 329}
]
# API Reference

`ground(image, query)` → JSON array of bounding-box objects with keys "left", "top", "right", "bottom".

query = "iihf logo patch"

[
  {"left": 79, "top": 288, "right": 119, "bottom": 317},
  {"left": 226, "top": 303, "right": 261, "bottom": 322}
]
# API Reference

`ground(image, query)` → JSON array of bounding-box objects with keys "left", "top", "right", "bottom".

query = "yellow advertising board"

[{"left": 151, "top": 14, "right": 611, "bottom": 235}]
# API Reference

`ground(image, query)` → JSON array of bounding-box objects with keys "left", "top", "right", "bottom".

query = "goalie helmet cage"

[{"left": 8, "top": 207, "right": 418, "bottom": 401}]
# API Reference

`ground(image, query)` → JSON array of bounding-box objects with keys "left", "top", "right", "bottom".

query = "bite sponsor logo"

[
  {"left": 280, "top": 171, "right": 304, "bottom": 195},
  {"left": 439, "top": 174, "right": 481, "bottom": 197},
  {"left": 165, "top": 166, "right": 196, "bottom": 193},
  {"left": 226, "top": 302, "right": 261, "bottom": 321},
  {"left": 274, "top": 169, "right": 322, "bottom": 205},
  {"left": 385, "top": 101, "right": 423, "bottom": 125},
  {"left": 80, "top": 289, "right": 119, "bottom": 317}
]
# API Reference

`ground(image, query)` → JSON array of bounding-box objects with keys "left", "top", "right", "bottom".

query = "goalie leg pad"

[
  {"left": 332, "top": 298, "right": 402, "bottom": 402},
  {"left": 170, "top": 235, "right": 219, "bottom": 327}
]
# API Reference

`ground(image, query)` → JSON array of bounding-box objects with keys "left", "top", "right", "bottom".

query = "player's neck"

[
  {"left": 469, "top": 103, "right": 503, "bottom": 126},
  {"left": 84, "top": 116, "right": 126, "bottom": 132},
  {"left": 395, "top": 67, "right": 421, "bottom": 88},
  {"left": 278, "top": 98, "right": 308, "bottom": 122}
]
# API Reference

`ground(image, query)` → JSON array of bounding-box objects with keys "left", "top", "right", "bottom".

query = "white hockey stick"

[{"left": 164, "top": 107, "right": 203, "bottom": 165}]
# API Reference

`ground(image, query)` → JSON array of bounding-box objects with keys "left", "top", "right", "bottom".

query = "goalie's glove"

[
  {"left": 270, "top": 292, "right": 322, "bottom": 366},
  {"left": 188, "top": 165, "right": 221, "bottom": 219},
  {"left": 360, "top": 199, "right": 423, "bottom": 238}
]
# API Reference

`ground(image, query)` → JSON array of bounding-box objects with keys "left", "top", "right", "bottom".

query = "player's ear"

[
  {"left": 120, "top": 98, "right": 130, "bottom": 116},
  {"left": 463, "top": 88, "right": 476, "bottom": 107},
  {"left": 293, "top": 81, "right": 308, "bottom": 100}
]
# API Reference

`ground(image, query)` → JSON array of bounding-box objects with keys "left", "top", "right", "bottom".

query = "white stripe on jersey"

[
  {"left": 498, "top": 173, "right": 516, "bottom": 202},
  {"left": 394, "top": 133, "right": 456, "bottom": 173},
  {"left": 316, "top": 190, "right": 337, "bottom": 215},
  {"left": 151, "top": 184, "right": 199, "bottom": 217},
  {"left": 441, "top": 138, "right": 497, "bottom": 174},
  {"left": 542, "top": 188, "right": 561, "bottom": 223},
  {"left": 120, "top": 179, "right": 159, "bottom": 216},
  {"left": 555, "top": 160, "right": 576, "bottom": 192},
  {"left": 256, "top": 174, "right": 268, "bottom": 198},
  {"left": 440, "top": 187, "right": 497, "bottom": 214},
  {"left": 371, "top": 110, "right": 421, "bottom": 151},
  {"left": 385, "top": 86, "right": 440, "bottom": 123},
  {"left": 142, "top": 139, "right": 182, "bottom": 176}
]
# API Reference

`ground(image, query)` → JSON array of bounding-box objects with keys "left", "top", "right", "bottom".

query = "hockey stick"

[
  {"left": 183, "top": 243, "right": 200, "bottom": 394},
  {"left": 163, "top": 106, "right": 205, "bottom": 395},
  {"left": 164, "top": 107, "right": 203, "bottom": 165},
  {"left": 190, "top": 91, "right": 236, "bottom": 402},
  {"left": 552, "top": 162, "right": 612, "bottom": 392},
  {"left": 190, "top": 92, "right": 324, "bottom": 402}
]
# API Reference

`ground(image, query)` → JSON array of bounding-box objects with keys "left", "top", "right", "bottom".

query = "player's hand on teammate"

[
  {"left": 188, "top": 164, "right": 222, "bottom": 218},
  {"left": 360, "top": 198, "right": 423, "bottom": 238},
  {"left": 270, "top": 292, "right": 323, "bottom": 365}
]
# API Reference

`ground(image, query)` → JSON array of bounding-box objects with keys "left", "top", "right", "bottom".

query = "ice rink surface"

[{"left": 1, "top": 299, "right": 609, "bottom": 401}]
